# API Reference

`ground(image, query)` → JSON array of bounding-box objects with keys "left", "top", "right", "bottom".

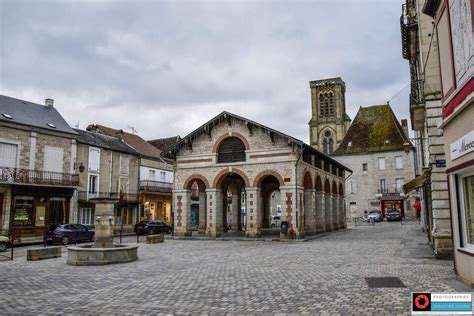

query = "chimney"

[
  {"left": 45, "top": 98, "right": 54, "bottom": 107},
  {"left": 401, "top": 119, "right": 409, "bottom": 138}
]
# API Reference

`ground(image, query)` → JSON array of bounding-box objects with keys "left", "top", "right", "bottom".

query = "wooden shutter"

[
  {"left": 0, "top": 142, "right": 18, "bottom": 168},
  {"left": 217, "top": 137, "right": 246, "bottom": 163}
]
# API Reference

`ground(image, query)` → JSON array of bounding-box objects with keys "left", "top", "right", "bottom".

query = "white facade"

[{"left": 140, "top": 166, "right": 173, "bottom": 183}]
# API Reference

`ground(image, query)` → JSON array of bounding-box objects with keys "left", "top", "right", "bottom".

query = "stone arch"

[
  {"left": 332, "top": 180, "right": 338, "bottom": 195},
  {"left": 324, "top": 178, "right": 331, "bottom": 194},
  {"left": 253, "top": 170, "right": 285, "bottom": 187},
  {"left": 315, "top": 175, "right": 323, "bottom": 192},
  {"left": 213, "top": 168, "right": 251, "bottom": 188},
  {"left": 303, "top": 172, "right": 313, "bottom": 189},
  {"left": 339, "top": 183, "right": 344, "bottom": 196},
  {"left": 212, "top": 132, "right": 250, "bottom": 153},
  {"left": 183, "top": 174, "right": 210, "bottom": 191}
]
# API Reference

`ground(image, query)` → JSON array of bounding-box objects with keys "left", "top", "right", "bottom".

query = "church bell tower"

[{"left": 308, "top": 77, "right": 351, "bottom": 155}]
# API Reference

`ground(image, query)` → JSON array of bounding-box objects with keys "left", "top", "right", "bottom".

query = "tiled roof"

[
  {"left": 74, "top": 129, "right": 138, "bottom": 155},
  {"left": 332, "top": 104, "right": 409, "bottom": 155},
  {"left": 86, "top": 124, "right": 162, "bottom": 159},
  {"left": 0, "top": 95, "right": 77, "bottom": 135},
  {"left": 148, "top": 136, "right": 181, "bottom": 152}
]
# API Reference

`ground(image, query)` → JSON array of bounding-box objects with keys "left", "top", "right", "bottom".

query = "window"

[
  {"left": 378, "top": 157, "right": 386, "bottom": 171},
  {"left": 160, "top": 171, "right": 166, "bottom": 182},
  {"left": 79, "top": 207, "right": 95, "bottom": 225},
  {"left": 349, "top": 179, "right": 356, "bottom": 194},
  {"left": 362, "top": 163, "right": 368, "bottom": 171},
  {"left": 119, "top": 177, "right": 129, "bottom": 193},
  {"left": 318, "top": 91, "right": 335, "bottom": 117},
  {"left": 120, "top": 154, "right": 129, "bottom": 175},
  {"left": 322, "top": 137, "right": 334, "bottom": 155},
  {"left": 395, "top": 156, "right": 403, "bottom": 169},
  {"left": 217, "top": 137, "right": 246, "bottom": 163},
  {"left": 379, "top": 178, "right": 387, "bottom": 193},
  {"left": 149, "top": 169, "right": 156, "bottom": 180},
  {"left": 0, "top": 142, "right": 18, "bottom": 168},
  {"left": 395, "top": 178, "right": 404, "bottom": 193},
  {"left": 43, "top": 146, "right": 63, "bottom": 173},
  {"left": 460, "top": 174, "right": 474, "bottom": 246},
  {"left": 88, "top": 174, "right": 98, "bottom": 196},
  {"left": 88, "top": 148, "right": 100, "bottom": 172}
]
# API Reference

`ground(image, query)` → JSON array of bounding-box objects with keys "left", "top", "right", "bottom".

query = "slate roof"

[
  {"left": 148, "top": 136, "right": 181, "bottom": 153},
  {"left": 86, "top": 124, "right": 162, "bottom": 159},
  {"left": 0, "top": 95, "right": 77, "bottom": 135},
  {"left": 74, "top": 129, "right": 138, "bottom": 155},
  {"left": 332, "top": 104, "right": 409, "bottom": 155},
  {"left": 163, "top": 111, "right": 352, "bottom": 172}
]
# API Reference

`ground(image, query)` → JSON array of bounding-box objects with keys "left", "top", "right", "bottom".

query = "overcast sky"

[{"left": 0, "top": 0, "right": 410, "bottom": 143}]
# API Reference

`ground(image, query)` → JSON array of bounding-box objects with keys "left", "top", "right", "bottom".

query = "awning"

[{"left": 403, "top": 171, "right": 429, "bottom": 194}]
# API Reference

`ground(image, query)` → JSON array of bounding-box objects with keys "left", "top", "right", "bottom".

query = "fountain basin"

[{"left": 67, "top": 244, "right": 138, "bottom": 266}]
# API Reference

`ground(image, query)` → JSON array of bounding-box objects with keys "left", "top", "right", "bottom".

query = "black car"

[
  {"left": 134, "top": 220, "right": 172, "bottom": 235},
  {"left": 44, "top": 224, "right": 94, "bottom": 245},
  {"left": 0, "top": 235, "right": 11, "bottom": 252},
  {"left": 386, "top": 209, "right": 402, "bottom": 221}
]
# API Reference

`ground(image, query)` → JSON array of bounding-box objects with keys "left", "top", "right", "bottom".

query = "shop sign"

[
  {"left": 382, "top": 193, "right": 401, "bottom": 197},
  {"left": 450, "top": 130, "right": 474, "bottom": 160}
]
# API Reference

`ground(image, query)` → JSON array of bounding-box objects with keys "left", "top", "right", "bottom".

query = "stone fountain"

[{"left": 67, "top": 198, "right": 138, "bottom": 266}]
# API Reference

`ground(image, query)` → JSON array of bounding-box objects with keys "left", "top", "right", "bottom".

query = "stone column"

[
  {"left": 90, "top": 198, "right": 118, "bottom": 248},
  {"left": 173, "top": 190, "right": 192, "bottom": 237},
  {"left": 304, "top": 189, "right": 316, "bottom": 233},
  {"left": 245, "top": 187, "right": 261, "bottom": 237},
  {"left": 231, "top": 194, "right": 239, "bottom": 231},
  {"left": 315, "top": 191, "right": 324, "bottom": 233},
  {"left": 325, "top": 193, "right": 332, "bottom": 232},
  {"left": 205, "top": 189, "right": 222, "bottom": 237},
  {"left": 198, "top": 192, "right": 206, "bottom": 234},
  {"left": 339, "top": 195, "right": 346, "bottom": 229},
  {"left": 332, "top": 195, "right": 339, "bottom": 231}
]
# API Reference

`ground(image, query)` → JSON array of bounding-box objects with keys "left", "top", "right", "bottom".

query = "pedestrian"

[{"left": 413, "top": 198, "right": 422, "bottom": 223}]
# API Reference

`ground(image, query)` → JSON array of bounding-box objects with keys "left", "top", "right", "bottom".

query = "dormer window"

[
  {"left": 217, "top": 137, "right": 246, "bottom": 163},
  {"left": 2, "top": 113, "right": 12, "bottom": 119},
  {"left": 47, "top": 123, "right": 56, "bottom": 128}
]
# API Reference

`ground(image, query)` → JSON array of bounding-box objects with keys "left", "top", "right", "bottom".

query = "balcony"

[
  {"left": 410, "top": 79, "right": 426, "bottom": 131},
  {"left": 77, "top": 191, "right": 139, "bottom": 204},
  {"left": 0, "top": 166, "right": 79, "bottom": 187},
  {"left": 140, "top": 180, "right": 173, "bottom": 193},
  {"left": 400, "top": 3, "right": 418, "bottom": 61}
]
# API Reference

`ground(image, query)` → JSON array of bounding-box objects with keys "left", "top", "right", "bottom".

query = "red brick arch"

[
  {"left": 183, "top": 174, "right": 210, "bottom": 191},
  {"left": 212, "top": 132, "right": 250, "bottom": 153},
  {"left": 213, "top": 168, "right": 251, "bottom": 188},
  {"left": 253, "top": 170, "right": 285, "bottom": 187},
  {"left": 339, "top": 182, "right": 344, "bottom": 196},
  {"left": 324, "top": 178, "right": 331, "bottom": 194},
  {"left": 332, "top": 180, "right": 338, "bottom": 195},
  {"left": 315, "top": 175, "right": 323, "bottom": 192},
  {"left": 303, "top": 172, "right": 313, "bottom": 189}
]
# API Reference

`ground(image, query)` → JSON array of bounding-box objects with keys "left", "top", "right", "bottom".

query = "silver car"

[{"left": 367, "top": 210, "right": 383, "bottom": 222}]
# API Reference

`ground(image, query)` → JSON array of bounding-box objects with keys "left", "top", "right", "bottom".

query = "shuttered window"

[
  {"left": 88, "top": 147, "right": 100, "bottom": 172},
  {"left": 43, "top": 147, "right": 63, "bottom": 173},
  {"left": 120, "top": 155, "right": 129, "bottom": 175},
  {"left": 217, "top": 137, "right": 246, "bottom": 163},
  {"left": 0, "top": 142, "right": 18, "bottom": 168}
]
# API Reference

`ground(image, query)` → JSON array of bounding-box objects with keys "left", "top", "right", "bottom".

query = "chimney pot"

[{"left": 45, "top": 98, "right": 54, "bottom": 107}]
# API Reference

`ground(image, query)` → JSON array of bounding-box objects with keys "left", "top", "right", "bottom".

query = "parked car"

[
  {"left": 386, "top": 209, "right": 402, "bottom": 221},
  {"left": 0, "top": 235, "right": 11, "bottom": 252},
  {"left": 134, "top": 220, "right": 173, "bottom": 235},
  {"left": 367, "top": 210, "right": 383, "bottom": 222},
  {"left": 271, "top": 215, "right": 282, "bottom": 228},
  {"left": 44, "top": 224, "right": 94, "bottom": 245}
]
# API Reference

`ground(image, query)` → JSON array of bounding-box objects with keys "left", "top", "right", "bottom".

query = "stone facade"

[{"left": 169, "top": 112, "right": 348, "bottom": 238}]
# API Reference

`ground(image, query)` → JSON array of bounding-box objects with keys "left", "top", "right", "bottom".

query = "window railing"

[
  {"left": 77, "top": 191, "right": 139, "bottom": 203},
  {"left": 139, "top": 180, "right": 173, "bottom": 193},
  {"left": 0, "top": 166, "right": 79, "bottom": 187}
]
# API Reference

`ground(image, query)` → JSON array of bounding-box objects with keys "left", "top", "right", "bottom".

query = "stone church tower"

[{"left": 308, "top": 77, "right": 351, "bottom": 155}]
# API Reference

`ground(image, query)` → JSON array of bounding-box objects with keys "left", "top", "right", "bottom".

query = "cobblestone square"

[{"left": 0, "top": 223, "right": 470, "bottom": 315}]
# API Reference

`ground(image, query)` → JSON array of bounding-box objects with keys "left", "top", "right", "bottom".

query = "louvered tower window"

[
  {"left": 319, "top": 91, "right": 335, "bottom": 117},
  {"left": 217, "top": 137, "right": 246, "bottom": 163}
]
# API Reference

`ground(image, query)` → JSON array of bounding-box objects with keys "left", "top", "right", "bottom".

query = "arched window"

[
  {"left": 217, "top": 137, "right": 246, "bottom": 163},
  {"left": 319, "top": 91, "right": 335, "bottom": 117},
  {"left": 321, "top": 129, "right": 334, "bottom": 155}
]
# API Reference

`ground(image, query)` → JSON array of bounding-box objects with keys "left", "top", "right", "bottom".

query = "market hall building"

[{"left": 164, "top": 112, "right": 351, "bottom": 238}]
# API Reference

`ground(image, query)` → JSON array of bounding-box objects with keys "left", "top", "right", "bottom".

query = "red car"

[{"left": 44, "top": 224, "right": 94, "bottom": 245}]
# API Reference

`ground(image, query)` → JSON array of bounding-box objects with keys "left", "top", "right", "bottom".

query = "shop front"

[
  {"left": 380, "top": 193, "right": 405, "bottom": 218},
  {"left": 141, "top": 193, "right": 172, "bottom": 225},
  {"left": 10, "top": 186, "right": 73, "bottom": 238},
  {"left": 443, "top": 106, "right": 474, "bottom": 286}
]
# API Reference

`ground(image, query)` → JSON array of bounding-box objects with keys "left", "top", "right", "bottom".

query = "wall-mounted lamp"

[{"left": 74, "top": 162, "right": 85, "bottom": 173}]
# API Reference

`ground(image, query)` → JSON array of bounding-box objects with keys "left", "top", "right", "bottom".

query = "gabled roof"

[
  {"left": 86, "top": 124, "right": 162, "bottom": 160},
  {"left": 0, "top": 95, "right": 77, "bottom": 135},
  {"left": 332, "top": 104, "right": 409, "bottom": 155},
  {"left": 74, "top": 129, "right": 139, "bottom": 156},
  {"left": 164, "top": 111, "right": 351, "bottom": 172},
  {"left": 148, "top": 136, "right": 181, "bottom": 153}
]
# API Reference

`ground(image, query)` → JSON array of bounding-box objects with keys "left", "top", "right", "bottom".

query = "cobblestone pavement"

[{"left": 0, "top": 222, "right": 470, "bottom": 315}]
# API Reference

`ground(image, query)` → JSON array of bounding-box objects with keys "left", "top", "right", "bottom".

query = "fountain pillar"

[{"left": 92, "top": 198, "right": 117, "bottom": 248}]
